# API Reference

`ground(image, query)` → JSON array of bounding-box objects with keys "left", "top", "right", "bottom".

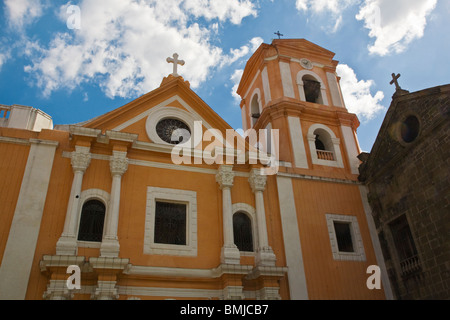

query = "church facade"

[{"left": 0, "top": 39, "right": 390, "bottom": 300}]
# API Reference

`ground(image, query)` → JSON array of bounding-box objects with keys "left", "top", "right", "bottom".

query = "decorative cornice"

[
  {"left": 39, "top": 255, "right": 86, "bottom": 272},
  {"left": 104, "top": 130, "right": 138, "bottom": 143},
  {"left": 245, "top": 265, "right": 288, "bottom": 281},
  {"left": 124, "top": 263, "right": 253, "bottom": 279},
  {"left": 69, "top": 125, "right": 101, "bottom": 138},
  {"left": 89, "top": 257, "right": 130, "bottom": 270}
]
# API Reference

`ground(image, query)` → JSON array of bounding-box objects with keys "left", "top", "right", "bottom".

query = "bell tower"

[
  {"left": 235, "top": 39, "right": 380, "bottom": 300},
  {"left": 236, "top": 38, "right": 361, "bottom": 176}
]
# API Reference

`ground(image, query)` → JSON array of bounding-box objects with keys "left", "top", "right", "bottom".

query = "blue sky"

[{"left": 0, "top": 0, "right": 448, "bottom": 152}]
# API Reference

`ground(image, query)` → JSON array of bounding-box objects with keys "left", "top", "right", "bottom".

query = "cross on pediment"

[
  {"left": 390, "top": 73, "right": 402, "bottom": 91},
  {"left": 167, "top": 53, "right": 185, "bottom": 77},
  {"left": 274, "top": 31, "right": 284, "bottom": 39}
]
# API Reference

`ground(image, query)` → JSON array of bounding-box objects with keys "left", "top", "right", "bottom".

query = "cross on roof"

[
  {"left": 274, "top": 31, "right": 284, "bottom": 39},
  {"left": 167, "top": 53, "right": 185, "bottom": 77},
  {"left": 390, "top": 73, "right": 402, "bottom": 91}
]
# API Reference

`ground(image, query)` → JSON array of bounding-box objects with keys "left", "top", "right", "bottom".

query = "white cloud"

[
  {"left": 227, "top": 37, "right": 263, "bottom": 101},
  {"left": 221, "top": 36, "right": 263, "bottom": 66},
  {"left": 295, "top": 0, "right": 358, "bottom": 32},
  {"left": 0, "top": 54, "right": 6, "bottom": 71},
  {"left": 356, "top": 0, "right": 438, "bottom": 56},
  {"left": 4, "top": 0, "right": 45, "bottom": 28},
  {"left": 230, "top": 69, "right": 244, "bottom": 101},
  {"left": 296, "top": 0, "right": 357, "bottom": 14},
  {"left": 182, "top": 0, "right": 257, "bottom": 25},
  {"left": 295, "top": 0, "right": 308, "bottom": 11},
  {"left": 337, "top": 64, "right": 385, "bottom": 122},
  {"left": 24, "top": 0, "right": 259, "bottom": 99}
]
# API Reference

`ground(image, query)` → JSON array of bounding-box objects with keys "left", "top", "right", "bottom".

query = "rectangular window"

[
  {"left": 144, "top": 187, "right": 197, "bottom": 257},
  {"left": 154, "top": 201, "right": 187, "bottom": 245},
  {"left": 389, "top": 215, "right": 417, "bottom": 261},
  {"left": 326, "top": 214, "right": 366, "bottom": 261},
  {"left": 333, "top": 221, "right": 354, "bottom": 253},
  {"left": 389, "top": 215, "right": 421, "bottom": 276}
]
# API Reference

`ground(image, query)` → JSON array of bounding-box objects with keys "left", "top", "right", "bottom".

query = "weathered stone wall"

[{"left": 360, "top": 85, "right": 450, "bottom": 299}]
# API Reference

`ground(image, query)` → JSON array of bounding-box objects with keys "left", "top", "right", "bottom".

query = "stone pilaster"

[
  {"left": 216, "top": 165, "right": 240, "bottom": 264},
  {"left": 249, "top": 169, "right": 276, "bottom": 267},
  {"left": 100, "top": 151, "right": 128, "bottom": 258},
  {"left": 56, "top": 146, "right": 91, "bottom": 256}
]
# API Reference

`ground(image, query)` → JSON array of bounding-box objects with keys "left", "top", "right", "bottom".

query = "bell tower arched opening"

[
  {"left": 297, "top": 70, "right": 329, "bottom": 106},
  {"left": 250, "top": 94, "right": 261, "bottom": 127}
]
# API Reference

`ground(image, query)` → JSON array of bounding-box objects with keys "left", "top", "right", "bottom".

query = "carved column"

[
  {"left": 100, "top": 150, "right": 128, "bottom": 258},
  {"left": 56, "top": 146, "right": 91, "bottom": 255},
  {"left": 216, "top": 165, "right": 240, "bottom": 264},
  {"left": 249, "top": 169, "right": 276, "bottom": 266}
]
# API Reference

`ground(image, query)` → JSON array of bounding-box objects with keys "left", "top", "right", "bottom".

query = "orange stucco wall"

[{"left": 291, "top": 179, "right": 385, "bottom": 299}]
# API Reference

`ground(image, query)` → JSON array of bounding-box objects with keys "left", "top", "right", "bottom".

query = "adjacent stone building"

[{"left": 358, "top": 80, "right": 450, "bottom": 299}]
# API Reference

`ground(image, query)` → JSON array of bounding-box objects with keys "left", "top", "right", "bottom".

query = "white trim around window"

[
  {"left": 232, "top": 203, "right": 257, "bottom": 255},
  {"left": 145, "top": 106, "right": 197, "bottom": 147},
  {"left": 307, "top": 123, "right": 344, "bottom": 168},
  {"left": 144, "top": 186, "right": 198, "bottom": 257},
  {"left": 325, "top": 213, "right": 366, "bottom": 261},
  {"left": 77, "top": 188, "right": 110, "bottom": 249}
]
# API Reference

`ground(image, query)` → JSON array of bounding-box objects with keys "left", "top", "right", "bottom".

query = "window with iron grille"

[
  {"left": 77, "top": 200, "right": 106, "bottom": 242},
  {"left": 389, "top": 215, "right": 421, "bottom": 276},
  {"left": 233, "top": 212, "right": 253, "bottom": 252},
  {"left": 154, "top": 201, "right": 187, "bottom": 246}
]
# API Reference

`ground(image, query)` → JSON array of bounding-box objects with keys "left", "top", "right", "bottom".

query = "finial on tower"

[
  {"left": 390, "top": 73, "right": 402, "bottom": 91},
  {"left": 274, "top": 31, "right": 284, "bottom": 39},
  {"left": 390, "top": 73, "right": 409, "bottom": 97},
  {"left": 167, "top": 53, "right": 185, "bottom": 77}
]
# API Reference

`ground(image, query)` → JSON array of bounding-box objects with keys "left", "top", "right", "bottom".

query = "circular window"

[
  {"left": 156, "top": 118, "right": 191, "bottom": 145},
  {"left": 400, "top": 115, "right": 420, "bottom": 143}
]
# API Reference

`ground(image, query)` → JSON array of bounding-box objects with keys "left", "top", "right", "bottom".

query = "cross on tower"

[
  {"left": 390, "top": 73, "right": 402, "bottom": 91},
  {"left": 274, "top": 31, "right": 284, "bottom": 39},
  {"left": 167, "top": 53, "right": 185, "bottom": 77}
]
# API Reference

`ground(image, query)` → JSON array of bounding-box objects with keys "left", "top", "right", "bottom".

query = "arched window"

[
  {"left": 233, "top": 212, "right": 253, "bottom": 252},
  {"left": 78, "top": 200, "right": 106, "bottom": 242},
  {"left": 297, "top": 70, "right": 329, "bottom": 106},
  {"left": 315, "top": 135, "right": 326, "bottom": 151},
  {"left": 313, "top": 128, "right": 335, "bottom": 161},
  {"left": 307, "top": 124, "right": 344, "bottom": 168},
  {"left": 302, "top": 75, "right": 322, "bottom": 103},
  {"left": 250, "top": 94, "right": 261, "bottom": 127}
]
